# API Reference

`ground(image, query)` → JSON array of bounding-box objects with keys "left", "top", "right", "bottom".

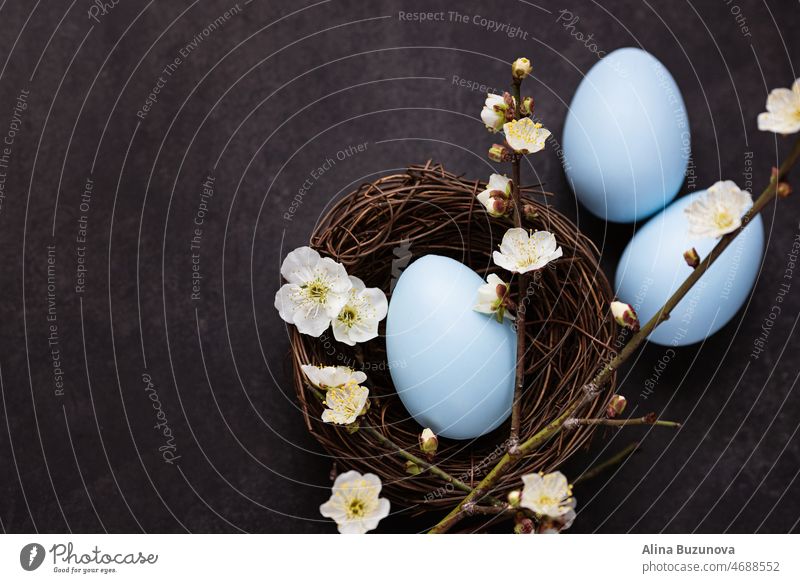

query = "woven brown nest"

[{"left": 291, "top": 161, "right": 617, "bottom": 511}]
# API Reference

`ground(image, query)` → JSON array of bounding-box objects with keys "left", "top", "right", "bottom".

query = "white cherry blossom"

[
  {"left": 503, "top": 117, "right": 550, "bottom": 154},
  {"left": 301, "top": 365, "right": 366, "bottom": 390},
  {"left": 493, "top": 227, "right": 563, "bottom": 274},
  {"left": 757, "top": 78, "right": 800, "bottom": 135},
  {"left": 320, "top": 470, "right": 391, "bottom": 534},
  {"left": 274, "top": 246, "right": 351, "bottom": 336},
  {"left": 520, "top": 471, "right": 576, "bottom": 520},
  {"left": 684, "top": 181, "right": 752, "bottom": 239},
  {"left": 476, "top": 174, "right": 513, "bottom": 218},
  {"left": 332, "top": 276, "right": 388, "bottom": 346}
]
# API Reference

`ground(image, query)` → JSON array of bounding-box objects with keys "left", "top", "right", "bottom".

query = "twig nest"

[{"left": 290, "top": 162, "right": 617, "bottom": 510}]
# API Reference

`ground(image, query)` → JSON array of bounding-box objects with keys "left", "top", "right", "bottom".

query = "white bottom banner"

[{"left": 0, "top": 534, "right": 796, "bottom": 581}]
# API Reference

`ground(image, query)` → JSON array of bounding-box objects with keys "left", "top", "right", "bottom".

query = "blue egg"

[
  {"left": 563, "top": 48, "right": 690, "bottom": 223},
  {"left": 385, "top": 255, "right": 517, "bottom": 440},
  {"left": 615, "top": 192, "right": 763, "bottom": 346}
]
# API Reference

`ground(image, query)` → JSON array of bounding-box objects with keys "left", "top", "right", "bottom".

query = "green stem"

[
  {"left": 306, "top": 384, "right": 502, "bottom": 505},
  {"left": 429, "top": 135, "right": 800, "bottom": 534},
  {"left": 567, "top": 415, "right": 682, "bottom": 429},
  {"left": 573, "top": 442, "right": 639, "bottom": 486}
]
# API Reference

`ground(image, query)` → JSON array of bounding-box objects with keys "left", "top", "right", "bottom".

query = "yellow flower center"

[
  {"left": 302, "top": 279, "right": 329, "bottom": 304},
  {"left": 535, "top": 494, "right": 558, "bottom": 508},
  {"left": 324, "top": 381, "right": 366, "bottom": 421},
  {"left": 506, "top": 119, "right": 543, "bottom": 144},
  {"left": 713, "top": 211, "right": 734, "bottom": 230},
  {"left": 338, "top": 305, "right": 359, "bottom": 327},
  {"left": 347, "top": 497, "right": 366, "bottom": 519},
  {"left": 512, "top": 237, "right": 541, "bottom": 268}
]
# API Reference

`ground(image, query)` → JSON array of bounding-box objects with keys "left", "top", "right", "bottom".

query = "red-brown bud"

[
  {"left": 488, "top": 143, "right": 512, "bottom": 163},
  {"left": 520, "top": 96, "right": 534, "bottom": 116},
  {"left": 683, "top": 247, "right": 700, "bottom": 269},
  {"left": 611, "top": 301, "right": 640, "bottom": 332},
  {"left": 606, "top": 394, "right": 627, "bottom": 418}
]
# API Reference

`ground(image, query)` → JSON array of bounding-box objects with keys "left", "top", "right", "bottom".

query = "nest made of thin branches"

[{"left": 290, "top": 161, "right": 617, "bottom": 511}]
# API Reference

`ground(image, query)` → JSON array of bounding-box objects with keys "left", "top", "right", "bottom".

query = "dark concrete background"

[{"left": 0, "top": 0, "right": 798, "bottom": 534}]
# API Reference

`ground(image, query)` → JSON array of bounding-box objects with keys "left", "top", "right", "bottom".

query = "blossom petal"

[
  {"left": 361, "top": 498, "right": 391, "bottom": 532},
  {"left": 487, "top": 173, "right": 511, "bottom": 193},
  {"left": 280, "top": 246, "right": 321, "bottom": 283},
  {"left": 274, "top": 283, "right": 300, "bottom": 324},
  {"left": 758, "top": 80, "right": 800, "bottom": 135},
  {"left": 292, "top": 306, "right": 332, "bottom": 337},
  {"left": 492, "top": 250, "right": 516, "bottom": 272}
]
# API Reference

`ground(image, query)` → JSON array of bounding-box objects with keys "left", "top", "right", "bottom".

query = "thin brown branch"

[
  {"left": 567, "top": 413, "right": 682, "bottom": 429},
  {"left": 509, "top": 77, "right": 525, "bottom": 454},
  {"left": 428, "top": 135, "right": 800, "bottom": 533},
  {"left": 306, "top": 383, "right": 506, "bottom": 506}
]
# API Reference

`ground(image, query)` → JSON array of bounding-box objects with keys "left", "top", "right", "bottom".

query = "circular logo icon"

[{"left": 20, "top": 543, "right": 45, "bottom": 571}]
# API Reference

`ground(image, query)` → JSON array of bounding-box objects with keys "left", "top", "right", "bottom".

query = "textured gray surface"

[{"left": 0, "top": 0, "right": 798, "bottom": 533}]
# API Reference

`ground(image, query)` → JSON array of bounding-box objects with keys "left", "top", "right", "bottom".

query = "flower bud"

[
  {"left": 492, "top": 198, "right": 508, "bottom": 216},
  {"left": 519, "top": 96, "right": 534, "bottom": 116},
  {"left": 514, "top": 513, "right": 535, "bottom": 534},
  {"left": 507, "top": 490, "right": 521, "bottom": 507},
  {"left": 502, "top": 92, "right": 516, "bottom": 121},
  {"left": 419, "top": 428, "right": 438, "bottom": 455},
  {"left": 683, "top": 247, "right": 700, "bottom": 268},
  {"left": 772, "top": 166, "right": 792, "bottom": 197},
  {"left": 488, "top": 143, "right": 513, "bottom": 163},
  {"left": 512, "top": 57, "right": 533, "bottom": 80},
  {"left": 405, "top": 460, "right": 422, "bottom": 475},
  {"left": 611, "top": 301, "right": 640, "bottom": 332},
  {"left": 522, "top": 203, "right": 538, "bottom": 222},
  {"left": 606, "top": 394, "right": 627, "bottom": 418}
]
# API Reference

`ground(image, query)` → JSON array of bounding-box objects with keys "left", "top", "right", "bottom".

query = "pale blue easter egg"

[
  {"left": 385, "top": 255, "right": 516, "bottom": 440},
  {"left": 615, "top": 192, "right": 763, "bottom": 346},
  {"left": 563, "top": 47, "right": 690, "bottom": 223}
]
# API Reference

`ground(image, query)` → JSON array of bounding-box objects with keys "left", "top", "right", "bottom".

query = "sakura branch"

[
  {"left": 302, "top": 378, "right": 505, "bottom": 507},
  {"left": 431, "top": 75, "right": 800, "bottom": 533},
  {"left": 564, "top": 413, "right": 682, "bottom": 429},
  {"left": 475, "top": 57, "right": 557, "bottom": 453}
]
